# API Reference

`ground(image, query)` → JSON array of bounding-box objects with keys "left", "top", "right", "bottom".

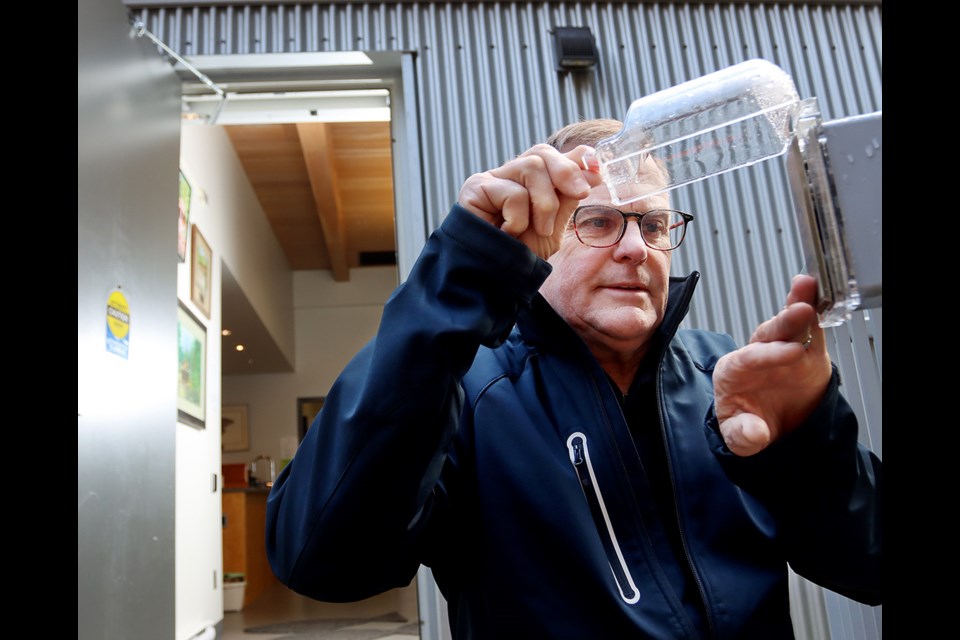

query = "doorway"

[{"left": 179, "top": 51, "right": 431, "bottom": 639}]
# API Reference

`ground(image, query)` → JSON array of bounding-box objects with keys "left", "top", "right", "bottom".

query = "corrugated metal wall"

[{"left": 133, "top": 2, "right": 882, "bottom": 637}]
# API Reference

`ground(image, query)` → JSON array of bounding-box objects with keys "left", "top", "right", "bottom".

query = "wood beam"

[{"left": 297, "top": 123, "right": 350, "bottom": 281}]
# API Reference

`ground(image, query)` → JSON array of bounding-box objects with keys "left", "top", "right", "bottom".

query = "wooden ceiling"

[{"left": 225, "top": 121, "right": 396, "bottom": 280}]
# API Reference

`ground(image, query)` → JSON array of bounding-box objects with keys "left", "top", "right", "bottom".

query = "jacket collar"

[{"left": 516, "top": 271, "right": 702, "bottom": 359}]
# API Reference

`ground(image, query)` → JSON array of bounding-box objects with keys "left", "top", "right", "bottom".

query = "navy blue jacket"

[{"left": 266, "top": 205, "right": 882, "bottom": 639}]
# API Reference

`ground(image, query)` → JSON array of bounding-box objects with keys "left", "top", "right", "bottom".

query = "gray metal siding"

[{"left": 134, "top": 2, "right": 882, "bottom": 637}]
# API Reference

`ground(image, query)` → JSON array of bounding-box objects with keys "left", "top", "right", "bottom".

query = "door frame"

[{"left": 176, "top": 49, "right": 443, "bottom": 640}]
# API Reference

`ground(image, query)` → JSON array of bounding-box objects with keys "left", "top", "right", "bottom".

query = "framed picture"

[
  {"left": 297, "top": 396, "right": 325, "bottom": 443},
  {"left": 222, "top": 404, "right": 250, "bottom": 452},
  {"left": 178, "top": 170, "right": 192, "bottom": 263},
  {"left": 177, "top": 302, "right": 207, "bottom": 429},
  {"left": 190, "top": 224, "right": 213, "bottom": 319}
]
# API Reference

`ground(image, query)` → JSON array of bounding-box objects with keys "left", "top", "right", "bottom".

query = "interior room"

[{"left": 179, "top": 59, "right": 422, "bottom": 639}]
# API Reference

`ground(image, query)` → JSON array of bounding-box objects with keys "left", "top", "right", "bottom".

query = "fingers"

[
  {"left": 719, "top": 412, "right": 772, "bottom": 456},
  {"left": 785, "top": 274, "right": 818, "bottom": 307},
  {"left": 563, "top": 145, "right": 604, "bottom": 181},
  {"left": 502, "top": 144, "right": 594, "bottom": 199},
  {"left": 748, "top": 273, "right": 830, "bottom": 354},
  {"left": 728, "top": 340, "right": 808, "bottom": 372},
  {"left": 490, "top": 145, "right": 592, "bottom": 237},
  {"left": 750, "top": 302, "right": 818, "bottom": 345},
  {"left": 458, "top": 144, "right": 603, "bottom": 241},
  {"left": 496, "top": 156, "right": 562, "bottom": 236}
]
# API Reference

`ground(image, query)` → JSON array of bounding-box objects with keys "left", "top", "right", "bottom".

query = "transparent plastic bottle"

[{"left": 595, "top": 59, "right": 801, "bottom": 205}]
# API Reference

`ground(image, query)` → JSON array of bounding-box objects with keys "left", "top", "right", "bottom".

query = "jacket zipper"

[
  {"left": 655, "top": 368, "right": 718, "bottom": 639},
  {"left": 566, "top": 432, "right": 640, "bottom": 604}
]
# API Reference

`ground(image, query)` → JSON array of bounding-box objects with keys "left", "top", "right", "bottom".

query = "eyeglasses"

[{"left": 572, "top": 206, "right": 694, "bottom": 251}]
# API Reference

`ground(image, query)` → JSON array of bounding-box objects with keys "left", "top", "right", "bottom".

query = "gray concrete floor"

[{"left": 220, "top": 579, "right": 420, "bottom": 639}]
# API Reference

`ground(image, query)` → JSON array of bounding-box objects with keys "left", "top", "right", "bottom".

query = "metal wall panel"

[
  {"left": 134, "top": 2, "right": 882, "bottom": 637},
  {"left": 79, "top": 0, "right": 182, "bottom": 638}
]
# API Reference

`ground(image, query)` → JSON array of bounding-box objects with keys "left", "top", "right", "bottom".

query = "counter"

[{"left": 222, "top": 486, "right": 279, "bottom": 607}]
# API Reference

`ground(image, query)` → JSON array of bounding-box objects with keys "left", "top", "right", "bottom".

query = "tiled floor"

[{"left": 221, "top": 580, "right": 420, "bottom": 639}]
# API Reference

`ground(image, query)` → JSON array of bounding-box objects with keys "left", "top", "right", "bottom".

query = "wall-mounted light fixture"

[{"left": 553, "top": 26, "right": 598, "bottom": 71}]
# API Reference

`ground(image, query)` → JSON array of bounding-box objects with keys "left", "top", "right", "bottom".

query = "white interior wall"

[
  {"left": 174, "top": 139, "right": 224, "bottom": 640},
  {"left": 223, "top": 266, "right": 398, "bottom": 466},
  {"left": 175, "top": 123, "right": 296, "bottom": 639},
  {"left": 181, "top": 125, "right": 296, "bottom": 366}
]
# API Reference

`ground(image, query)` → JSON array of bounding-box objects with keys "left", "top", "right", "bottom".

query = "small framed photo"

[
  {"left": 190, "top": 224, "right": 213, "bottom": 319},
  {"left": 222, "top": 404, "right": 250, "bottom": 452},
  {"left": 177, "top": 302, "right": 207, "bottom": 429},
  {"left": 297, "top": 396, "right": 326, "bottom": 443},
  {"left": 178, "top": 170, "right": 192, "bottom": 263}
]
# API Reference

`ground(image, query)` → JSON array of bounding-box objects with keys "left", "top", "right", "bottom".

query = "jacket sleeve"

[
  {"left": 265, "top": 205, "right": 551, "bottom": 602},
  {"left": 705, "top": 368, "right": 882, "bottom": 605}
]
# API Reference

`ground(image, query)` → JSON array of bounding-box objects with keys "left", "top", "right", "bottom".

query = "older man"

[{"left": 266, "top": 119, "right": 882, "bottom": 639}]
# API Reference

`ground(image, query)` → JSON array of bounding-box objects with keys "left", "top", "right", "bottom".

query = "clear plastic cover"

[
  {"left": 787, "top": 98, "right": 862, "bottom": 328},
  {"left": 595, "top": 59, "right": 801, "bottom": 205}
]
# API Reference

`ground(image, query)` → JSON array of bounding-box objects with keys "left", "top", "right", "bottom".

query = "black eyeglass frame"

[{"left": 571, "top": 206, "right": 695, "bottom": 251}]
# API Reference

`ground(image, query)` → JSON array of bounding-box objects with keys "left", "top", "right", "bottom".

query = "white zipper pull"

[{"left": 566, "top": 432, "right": 640, "bottom": 604}]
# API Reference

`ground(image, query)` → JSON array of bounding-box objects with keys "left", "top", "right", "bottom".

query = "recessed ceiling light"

[
  {"left": 222, "top": 329, "right": 232, "bottom": 336},
  {"left": 235, "top": 345, "right": 245, "bottom": 352}
]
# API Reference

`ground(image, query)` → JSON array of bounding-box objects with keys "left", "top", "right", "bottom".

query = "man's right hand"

[{"left": 457, "top": 144, "right": 603, "bottom": 259}]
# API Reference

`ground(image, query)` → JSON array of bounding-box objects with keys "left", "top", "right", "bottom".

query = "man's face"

[{"left": 539, "top": 180, "right": 672, "bottom": 360}]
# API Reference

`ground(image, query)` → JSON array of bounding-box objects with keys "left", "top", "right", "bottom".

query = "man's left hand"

[{"left": 713, "top": 274, "right": 833, "bottom": 456}]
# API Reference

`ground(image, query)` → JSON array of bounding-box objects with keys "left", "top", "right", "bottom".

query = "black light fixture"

[{"left": 553, "top": 26, "right": 598, "bottom": 71}]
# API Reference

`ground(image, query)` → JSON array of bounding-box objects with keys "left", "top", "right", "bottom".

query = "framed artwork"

[
  {"left": 297, "top": 396, "right": 325, "bottom": 443},
  {"left": 222, "top": 404, "right": 250, "bottom": 452},
  {"left": 190, "top": 224, "right": 213, "bottom": 319},
  {"left": 177, "top": 303, "right": 207, "bottom": 429},
  {"left": 178, "top": 170, "right": 191, "bottom": 263}
]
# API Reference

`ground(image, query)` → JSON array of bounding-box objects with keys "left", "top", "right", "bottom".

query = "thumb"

[{"left": 720, "top": 413, "right": 773, "bottom": 457}]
